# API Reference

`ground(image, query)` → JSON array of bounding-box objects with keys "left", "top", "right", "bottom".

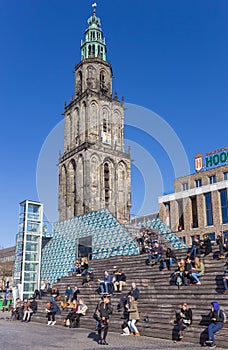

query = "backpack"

[{"left": 220, "top": 308, "right": 226, "bottom": 323}]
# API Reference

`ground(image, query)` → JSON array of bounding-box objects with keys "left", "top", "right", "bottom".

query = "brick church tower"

[{"left": 58, "top": 4, "right": 131, "bottom": 223}]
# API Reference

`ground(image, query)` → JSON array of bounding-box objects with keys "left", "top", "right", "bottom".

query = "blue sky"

[{"left": 1, "top": 0, "right": 228, "bottom": 247}]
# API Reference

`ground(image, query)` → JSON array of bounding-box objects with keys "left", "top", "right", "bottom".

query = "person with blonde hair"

[
  {"left": 126, "top": 295, "right": 140, "bottom": 336},
  {"left": 189, "top": 256, "right": 205, "bottom": 285},
  {"left": 176, "top": 303, "right": 192, "bottom": 341}
]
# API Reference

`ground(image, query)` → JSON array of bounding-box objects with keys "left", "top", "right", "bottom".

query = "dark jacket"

[
  {"left": 128, "top": 287, "right": 140, "bottom": 301},
  {"left": 202, "top": 237, "right": 212, "bottom": 255},
  {"left": 116, "top": 273, "right": 126, "bottom": 282},
  {"left": 99, "top": 301, "right": 113, "bottom": 320},
  {"left": 30, "top": 299, "right": 38, "bottom": 313},
  {"left": 179, "top": 308, "right": 192, "bottom": 325},
  {"left": 166, "top": 249, "right": 176, "bottom": 260}
]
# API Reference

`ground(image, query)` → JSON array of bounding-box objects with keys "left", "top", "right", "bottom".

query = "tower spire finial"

[{"left": 92, "top": 2, "right": 97, "bottom": 15}]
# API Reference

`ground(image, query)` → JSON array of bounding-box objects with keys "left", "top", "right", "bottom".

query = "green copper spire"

[{"left": 81, "top": 3, "right": 107, "bottom": 61}]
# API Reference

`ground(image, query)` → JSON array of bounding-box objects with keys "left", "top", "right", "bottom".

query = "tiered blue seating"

[
  {"left": 137, "top": 217, "right": 187, "bottom": 249},
  {"left": 41, "top": 209, "right": 139, "bottom": 285}
]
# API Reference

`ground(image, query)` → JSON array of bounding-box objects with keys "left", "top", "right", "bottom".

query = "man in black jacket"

[
  {"left": 113, "top": 270, "right": 126, "bottom": 293},
  {"left": 97, "top": 295, "right": 113, "bottom": 345}
]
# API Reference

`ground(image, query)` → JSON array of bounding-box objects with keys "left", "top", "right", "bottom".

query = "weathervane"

[{"left": 92, "top": 2, "right": 97, "bottom": 15}]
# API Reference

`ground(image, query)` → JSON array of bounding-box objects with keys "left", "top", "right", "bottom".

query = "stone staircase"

[{"left": 33, "top": 247, "right": 228, "bottom": 348}]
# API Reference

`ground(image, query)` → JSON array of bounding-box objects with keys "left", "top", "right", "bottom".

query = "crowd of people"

[
  {"left": 1, "top": 230, "right": 227, "bottom": 346},
  {"left": 143, "top": 232, "right": 228, "bottom": 289}
]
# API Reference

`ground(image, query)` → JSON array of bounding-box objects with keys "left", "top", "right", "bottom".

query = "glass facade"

[
  {"left": 220, "top": 189, "right": 228, "bottom": 224},
  {"left": 205, "top": 192, "right": 213, "bottom": 226},
  {"left": 13, "top": 200, "right": 43, "bottom": 299}
]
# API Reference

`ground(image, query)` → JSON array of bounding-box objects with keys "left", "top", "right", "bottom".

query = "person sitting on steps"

[
  {"left": 189, "top": 256, "right": 205, "bottom": 285},
  {"left": 98, "top": 270, "right": 113, "bottom": 295},
  {"left": 216, "top": 233, "right": 225, "bottom": 259},
  {"left": 147, "top": 241, "right": 163, "bottom": 266},
  {"left": 204, "top": 301, "right": 225, "bottom": 348},
  {"left": 113, "top": 269, "right": 127, "bottom": 293},
  {"left": 200, "top": 234, "right": 212, "bottom": 257},
  {"left": 175, "top": 303, "right": 192, "bottom": 341},
  {"left": 188, "top": 236, "right": 200, "bottom": 259},
  {"left": 162, "top": 247, "right": 177, "bottom": 271}
]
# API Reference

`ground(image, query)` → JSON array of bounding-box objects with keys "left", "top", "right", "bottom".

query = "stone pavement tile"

[{"left": 0, "top": 320, "right": 225, "bottom": 350}]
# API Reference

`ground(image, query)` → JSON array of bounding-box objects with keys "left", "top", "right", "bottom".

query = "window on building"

[
  {"left": 224, "top": 172, "right": 228, "bottom": 181},
  {"left": 182, "top": 183, "right": 189, "bottom": 191},
  {"left": 195, "top": 179, "right": 202, "bottom": 187},
  {"left": 207, "top": 233, "right": 215, "bottom": 244},
  {"left": 209, "top": 175, "right": 216, "bottom": 184},
  {"left": 190, "top": 196, "right": 198, "bottom": 228},
  {"left": 205, "top": 192, "right": 213, "bottom": 226},
  {"left": 220, "top": 189, "right": 228, "bottom": 224},
  {"left": 177, "top": 199, "right": 184, "bottom": 230},
  {"left": 104, "top": 163, "right": 110, "bottom": 208}
]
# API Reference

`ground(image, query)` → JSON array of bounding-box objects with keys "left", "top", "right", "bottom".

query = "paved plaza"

[{"left": 0, "top": 318, "right": 225, "bottom": 350}]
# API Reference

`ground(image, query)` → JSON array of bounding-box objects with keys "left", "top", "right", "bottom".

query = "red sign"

[{"left": 195, "top": 153, "right": 203, "bottom": 172}]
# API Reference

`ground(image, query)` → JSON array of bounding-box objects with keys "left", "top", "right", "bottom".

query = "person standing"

[
  {"left": 126, "top": 296, "right": 140, "bottom": 336},
  {"left": 12, "top": 285, "right": 19, "bottom": 308},
  {"left": 97, "top": 295, "right": 113, "bottom": 345}
]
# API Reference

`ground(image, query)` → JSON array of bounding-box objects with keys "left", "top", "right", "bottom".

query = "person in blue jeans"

[
  {"left": 162, "top": 247, "right": 177, "bottom": 270},
  {"left": 98, "top": 270, "right": 113, "bottom": 294},
  {"left": 205, "top": 301, "right": 225, "bottom": 348},
  {"left": 188, "top": 236, "right": 200, "bottom": 259},
  {"left": 147, "top": 241, "right": 163, "bottom": 265}
]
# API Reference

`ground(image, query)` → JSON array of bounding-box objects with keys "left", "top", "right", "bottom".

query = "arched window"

[
  {"left": 88, "top": 45, "right": 91, "bottom": 57},
  {"left": 104, "top": 163, "right": 110, "bottom": 208}
]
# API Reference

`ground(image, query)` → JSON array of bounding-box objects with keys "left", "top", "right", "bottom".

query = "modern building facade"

[
  {"left": 159, "top": 163, "right": 228, "bottom": 245},
  {"left": 13, "top": 200, "right": 43, "bottom": 299},
  {"left": 58, "top": 5, "right": 131, "bottom": 224},
  {"left": 0, "top": 246, "right": 15, "bottom": 289}
]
